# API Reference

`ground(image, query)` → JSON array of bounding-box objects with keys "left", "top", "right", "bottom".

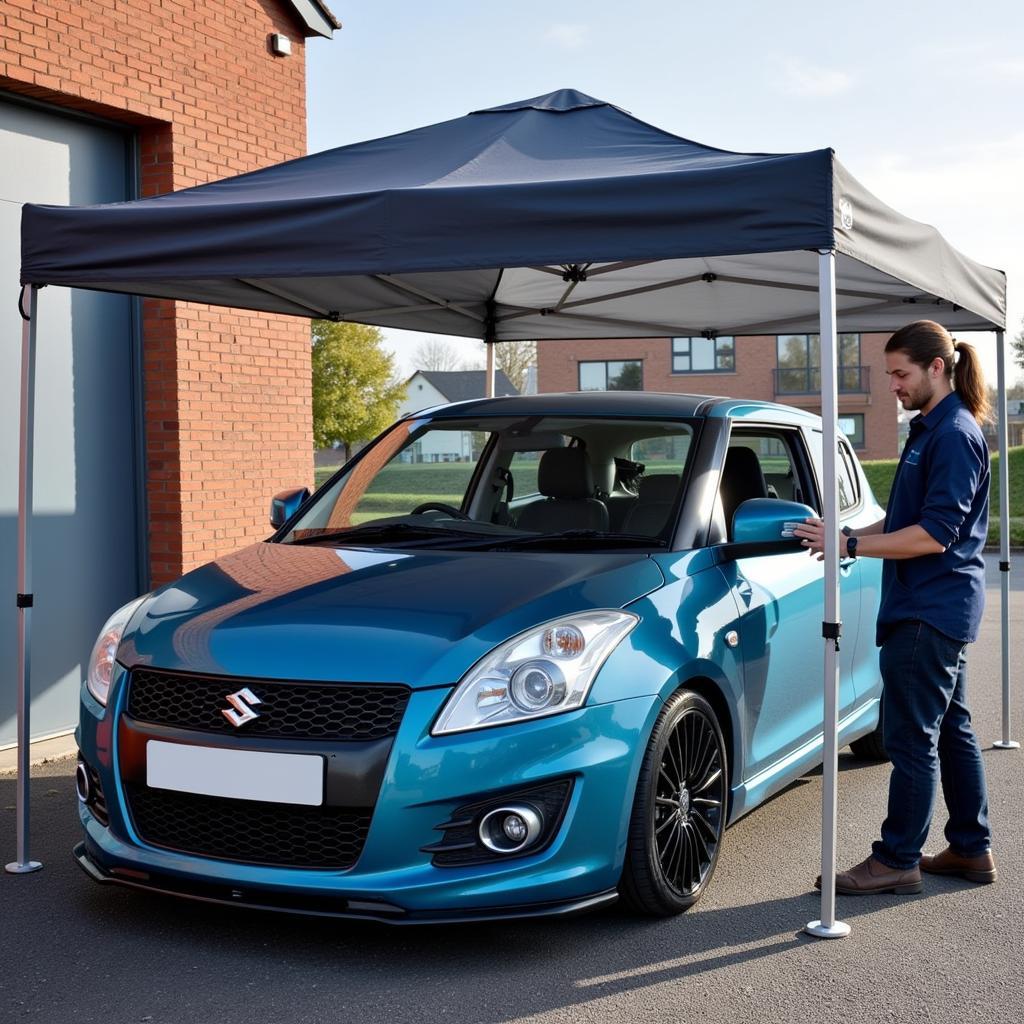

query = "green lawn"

[{"left": 862, "top": 446, "right": 1024, "bottom": 548}]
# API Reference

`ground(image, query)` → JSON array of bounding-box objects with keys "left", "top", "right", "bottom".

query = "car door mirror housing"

[
  {"left": 270, "top": 486, "right": 311, "bottom": 529},
  {"left": 731, "top": 498, "right": 818, "bottom": 545}
]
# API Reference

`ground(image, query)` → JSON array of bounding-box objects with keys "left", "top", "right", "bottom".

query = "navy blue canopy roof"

[{"left": 20, "top": 89, "right": 1005, "bottom": 335}]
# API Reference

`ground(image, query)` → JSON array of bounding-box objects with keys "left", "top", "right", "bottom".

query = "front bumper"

[
  {"left": 73, "top": 842, "right": 618, "bottom": 924},
  {"left": 77, "top": 667, "right": 661, "bottom": 920}
]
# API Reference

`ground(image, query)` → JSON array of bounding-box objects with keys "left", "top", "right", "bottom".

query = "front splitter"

[{"left": 73, "top": 842, "right": 618, "bottom": 925}]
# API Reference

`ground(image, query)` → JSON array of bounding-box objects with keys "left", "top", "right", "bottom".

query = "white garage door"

[{"left": 1, "top": 96, "right": 142, "bottom": 746}]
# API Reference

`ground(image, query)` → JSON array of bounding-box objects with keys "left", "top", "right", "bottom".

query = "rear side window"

[{"left": 837, "top": 440, "right": 862, "bottom": 515}]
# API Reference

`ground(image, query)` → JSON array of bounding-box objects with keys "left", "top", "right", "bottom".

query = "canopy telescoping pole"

[
  {"left": 993, "top": 330, "right": 1019, "bottom": 750},
  {"left": 485, "top": 341, "right": 496, "bottom": 398},
  {"left": 805, "top": 250, "right": 850, "bottom": 939},
  {"left": 6, "top": 285, "right": 43, "bottom": 876}
]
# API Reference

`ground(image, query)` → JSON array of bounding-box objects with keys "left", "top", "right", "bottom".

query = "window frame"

[
  {"left": 577, "top": 359, "right": 645, "bottom": 391},
  {"left": 671, "top": 336, "right": 736, "bottom": 375},
  {"left": 837, "top": 412, "right": 866, "bottom": 449}
]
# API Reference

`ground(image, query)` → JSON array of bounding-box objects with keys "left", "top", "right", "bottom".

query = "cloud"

[
  {"left": 542, "top": 24, "right": 589, "bottom": 51},
  {"left": 992, "top": 59, "right": 1024, "bottom": 80},
  {"left": 777, "top": 59, "right": 853, "bottom": 98}
]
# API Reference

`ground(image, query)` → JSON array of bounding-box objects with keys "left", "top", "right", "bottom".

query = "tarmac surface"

[{"left": 2, "top": 557, "right": 1022, "bottom": 1024}]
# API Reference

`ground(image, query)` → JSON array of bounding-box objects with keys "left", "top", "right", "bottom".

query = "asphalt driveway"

[{"left": 2, "top": 557, "right": 1022, "bottom": 1024}]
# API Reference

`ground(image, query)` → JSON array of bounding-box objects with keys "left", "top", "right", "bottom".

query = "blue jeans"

[{"left": 871, "top": 620, "right": 991, "bottom": 870}]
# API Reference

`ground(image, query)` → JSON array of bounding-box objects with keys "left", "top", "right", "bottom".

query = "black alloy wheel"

[{"left": 620, "top": 690, "right": 728, "bottom": 916}]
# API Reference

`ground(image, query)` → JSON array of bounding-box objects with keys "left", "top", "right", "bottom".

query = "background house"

[
  {"left": 537, "top": 333, "right": 898, "bottom": 461},
  {"left": 1, "top": 0, "right": 337, "bottom": 747},
  {"left": 397, "top": 370, "right": 519, "bottom": 462}
]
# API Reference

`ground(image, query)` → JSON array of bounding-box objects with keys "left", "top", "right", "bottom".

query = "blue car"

[{"left": 74, "top": 392, "right": 885, "bottom": 922}]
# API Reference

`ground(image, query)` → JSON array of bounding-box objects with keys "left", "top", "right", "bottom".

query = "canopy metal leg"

[
  {"left": 6, "top": 285, "right": 43, "bottom": 875},
  {"left": 992, "top": 329, "right": 1018, "bottom": 751},
  {"left": 485, "top": 340, "right": 495, "bottom": 398},
  {"left": 805, "top": 251, "right": 849, "bottom": 939}
]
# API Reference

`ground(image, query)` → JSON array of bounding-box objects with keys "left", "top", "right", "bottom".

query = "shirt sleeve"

[{"left": 917, "top": 428, "right": 985, "bottom": 549}]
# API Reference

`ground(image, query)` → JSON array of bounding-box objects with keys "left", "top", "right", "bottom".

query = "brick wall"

[
  {"left": 537, "top": 333, "right": 899, "bottom": 461},
  {"left": 1, "top": 0, "right": 314, "bottom": 585}
]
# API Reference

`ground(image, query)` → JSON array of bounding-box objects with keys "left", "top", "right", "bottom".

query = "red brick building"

[
  {"left": 0, "top": 0, "right": 337, "bottom": 745},
  {"left": 537, "top": 333, "right": 898, "bottom": 461},
  {"left": 1, "top": 0, "right": 337, "bottom": 585}
]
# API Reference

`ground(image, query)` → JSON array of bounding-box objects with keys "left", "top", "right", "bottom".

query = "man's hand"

[{"left": 792, "top": 517, "right": 838, "bottom": 561}]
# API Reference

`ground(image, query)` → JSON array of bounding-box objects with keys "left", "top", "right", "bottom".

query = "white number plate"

[{"left": 146, "top": 740, "right": 324, "bottom": 806}]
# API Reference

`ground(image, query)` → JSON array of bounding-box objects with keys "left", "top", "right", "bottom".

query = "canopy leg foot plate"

[
  {"left": 5, "top": 860, "right": 43, "bottom": 874},
  {"left": 804, "top": 919, "right": 851, "bottom": 940}
]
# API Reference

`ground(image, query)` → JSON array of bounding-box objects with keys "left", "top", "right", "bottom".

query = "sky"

[{"left": 305, "top": 1, "right": 1024, "bottom": 386}]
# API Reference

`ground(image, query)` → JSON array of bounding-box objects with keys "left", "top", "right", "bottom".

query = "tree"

[
  {"left": 1012, "top": 316, "right": 1024, "bottom": 376},
  {"left": 494, "top": 339, "right": 537, "bottom": 393},
  {"left": 311, "top": 321, "right": 406, "bottom": 458},
  {"left": 414, "top": 338, "right": 463, "bottom": 371}
]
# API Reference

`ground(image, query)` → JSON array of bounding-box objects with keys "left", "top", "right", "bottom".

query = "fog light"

[
  {"left": 479, "top": 804, "right": 543, "bottom": 854},
  {"left": 503, "top": 814, "right": 527, "bottom": 843}
]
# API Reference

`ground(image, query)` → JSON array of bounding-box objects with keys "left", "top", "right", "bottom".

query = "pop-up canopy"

[
  {"left": 12, "top": 91, "right": 1014, "bottom": 940},
  {"left": 21, "top": 88, "right": 1004, "bottom": 336}
]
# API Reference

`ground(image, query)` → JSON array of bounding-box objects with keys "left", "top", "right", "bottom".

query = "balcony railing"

[{"left": 773, "top": 365, "right": 870, "bottom": 396}]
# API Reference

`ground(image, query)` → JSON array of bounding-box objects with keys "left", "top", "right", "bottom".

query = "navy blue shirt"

[{"left": 876, "top": 392, "right": 990, "bottom": 646}]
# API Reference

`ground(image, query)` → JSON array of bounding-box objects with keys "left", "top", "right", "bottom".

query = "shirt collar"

[{"left": 909, "top": 390, "right": 961, "bottom": 433}]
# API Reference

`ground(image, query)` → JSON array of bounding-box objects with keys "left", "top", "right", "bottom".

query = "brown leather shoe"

[
  {"left": 814, "top": 856, "right": 922, "bottom": 895},
  {"left": 920, "top": 846, "right": 997, "bottom": 884}
]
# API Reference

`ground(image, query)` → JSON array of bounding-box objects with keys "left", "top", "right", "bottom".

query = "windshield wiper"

[
  {"left": 467, "top": 530, "right": 668, "bottom": 551},
  {"left": 286, "top": 523, "right": 488, "bottom": 547}
]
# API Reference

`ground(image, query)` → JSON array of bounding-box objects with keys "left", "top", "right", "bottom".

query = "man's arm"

[{"left": 792, "top": 518, "right": 943, "bottom": 560}]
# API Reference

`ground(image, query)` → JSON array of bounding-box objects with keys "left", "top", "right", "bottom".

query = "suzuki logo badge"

[{"left": 221, "top": 687, "right": 262, "bottom": 727}]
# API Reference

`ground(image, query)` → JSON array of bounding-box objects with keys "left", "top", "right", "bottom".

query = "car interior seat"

[
  {"left": 622, "top": 474, "right": 680, "bottom": 537},
  {"left": 719, "top": 446, "right": 769, "bottom": 539},
  {"left": 514, "top": 447, "right": 610, "bottom": 533}
]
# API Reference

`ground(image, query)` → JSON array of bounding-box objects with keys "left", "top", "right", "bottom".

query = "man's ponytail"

[{"left": 952, "top": 340, "right": 990, "bottom": 425}]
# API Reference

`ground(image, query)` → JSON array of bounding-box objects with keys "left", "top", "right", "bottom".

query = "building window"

[
  {"left": 838, "top": 413, "right": 865, "bottom": 449},
  {"left": 672, "top": 336, "right": 735, "bottom": 373},
  {"left": 578, "top": 360, "right": 643, "bottom": 391},
  {"left": 775, "top": 334, "right": 865, "bottom": 393}
]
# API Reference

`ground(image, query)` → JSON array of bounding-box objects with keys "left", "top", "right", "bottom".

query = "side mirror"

[
  {"left": 270, "top": 487, "right": 310, "bottom": 529},
  {"left": 731, "top": 498, "right": 817, "bottom": 545}
]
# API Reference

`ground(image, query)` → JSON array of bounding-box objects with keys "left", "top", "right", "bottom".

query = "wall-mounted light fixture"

[{"left": 270, "top": 34, "right": 292, "bottom": 56}]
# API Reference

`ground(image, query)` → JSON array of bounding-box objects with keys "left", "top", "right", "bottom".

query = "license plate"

[{"left": 146, "top": 740, "right": 324, "bottom": 806}]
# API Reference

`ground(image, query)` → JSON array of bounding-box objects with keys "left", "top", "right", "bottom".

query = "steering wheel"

[{"left": 410, "top": 501, "right": 472, "bottom": 521}]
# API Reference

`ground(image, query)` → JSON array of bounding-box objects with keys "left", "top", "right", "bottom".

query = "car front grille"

[
  {"left": 126, "top": 668, "right": 410, "bottom": 741},
  {"left": 124, "top": 783, "right": 371, "bottom": 870}
]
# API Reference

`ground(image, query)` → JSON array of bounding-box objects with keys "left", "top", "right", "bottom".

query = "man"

[{"left": 795, "top": 320, "right": 996, "bottom": 895}]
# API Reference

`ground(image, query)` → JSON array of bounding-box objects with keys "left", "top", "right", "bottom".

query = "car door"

[{"left": 715, "top": 426, "right": 860, "bottom": 781}]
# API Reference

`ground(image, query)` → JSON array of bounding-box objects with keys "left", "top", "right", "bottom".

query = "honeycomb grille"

[
  {"left": 126, "top": 669, "right": 410, "bottom": 741},
  {"left": 124, "top": 783, "right": 371, "bottom": 869}
]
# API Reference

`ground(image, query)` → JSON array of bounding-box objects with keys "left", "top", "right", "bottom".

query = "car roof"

[{"left": 408, "top": 391, "right": 822, "bottom": 426}]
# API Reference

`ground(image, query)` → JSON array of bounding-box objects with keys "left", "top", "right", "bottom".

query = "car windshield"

[{"left": 281, "top": 415, "right": 697, "bottom": 551}]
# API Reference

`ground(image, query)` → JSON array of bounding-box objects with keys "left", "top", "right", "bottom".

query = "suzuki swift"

[{"left": 74, "top": 391, "right": 885, "bottom": 923}]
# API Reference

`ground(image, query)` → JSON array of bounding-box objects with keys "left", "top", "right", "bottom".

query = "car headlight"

[
  {"left": 85, "top": 595, "right": 148, "bottom": 706},
  {"left": 432, "top": 610, "right": 639, "bottom": 736}
]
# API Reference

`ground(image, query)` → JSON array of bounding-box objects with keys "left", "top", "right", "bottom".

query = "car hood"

[{"left": 118, "top": 542, "right": 664, "bottom": 687}]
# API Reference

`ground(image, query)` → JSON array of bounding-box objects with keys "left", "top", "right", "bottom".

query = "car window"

[
  {"left": 284, "top": 415, "right": 697, "bottom": 550},
  {"left": 837, "top": 440, "right": 861, "bottom": 515}
]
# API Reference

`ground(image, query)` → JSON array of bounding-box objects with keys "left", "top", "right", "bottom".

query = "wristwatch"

[{"left": 841, "top": 526, "right": 858, "bottom": 558}]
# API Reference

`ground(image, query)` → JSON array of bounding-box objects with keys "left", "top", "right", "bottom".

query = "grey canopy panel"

[{"left": 20, "top": 89, "right": 1005, "bottom": 335}]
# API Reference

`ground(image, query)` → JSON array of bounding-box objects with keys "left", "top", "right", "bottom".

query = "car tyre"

[
  {"left": 619, "top": 689, "right": 728, "bottom": 916},
  {"left": 849, "top": 702, "right": 888, "bottom": 761}
]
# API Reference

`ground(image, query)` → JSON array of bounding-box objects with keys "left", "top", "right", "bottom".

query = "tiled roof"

[{"left": 413, "top": 370, "right": 519, "bottom": 402}]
